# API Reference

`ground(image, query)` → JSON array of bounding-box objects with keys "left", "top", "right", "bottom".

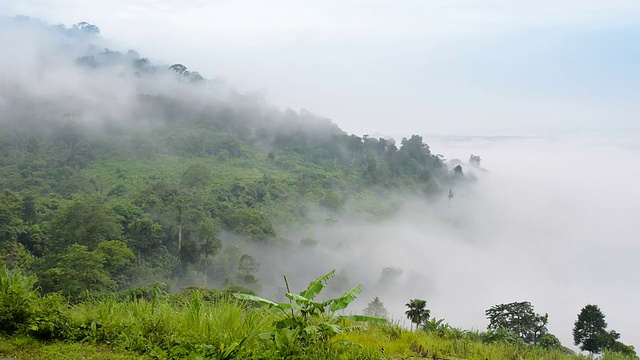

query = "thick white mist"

[{"left": 248, "top": 134, "right": 640, "bottom": 353}]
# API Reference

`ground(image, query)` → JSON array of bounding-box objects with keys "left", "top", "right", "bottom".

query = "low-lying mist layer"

[{"left": 249, "top": 135, "right": 639, "bottom": 352}]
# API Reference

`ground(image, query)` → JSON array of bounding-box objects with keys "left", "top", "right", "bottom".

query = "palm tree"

[{"left": 405, "top": 299, "right": 430, "bottom": 331}]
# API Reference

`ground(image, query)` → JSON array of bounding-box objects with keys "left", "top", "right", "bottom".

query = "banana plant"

[
  {"left": 234, "top": 270, "right": 385, "bottom": 348},
  {"left": 423, "top": 317, "right": 451, "bottom": 337}
]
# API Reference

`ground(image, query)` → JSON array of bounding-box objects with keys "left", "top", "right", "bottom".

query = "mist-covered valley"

[{"left": 0, "top": 14, "right": 638, "bottom": 359}]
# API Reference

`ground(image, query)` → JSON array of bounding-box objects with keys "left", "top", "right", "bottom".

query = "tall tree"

[
  {"left": 169, "top": 64, "right": 187, "bottom": 81},
  {"left": 199, "top": 218, "right": 221, "bottom": 287},
  {"left": 47, "top": 193, "right": 122, "bottom": 251},
  {"left": 44, "top": 244, "right": 116, "bottom": 298},
  {"left": 364, "top": 297, "right": 389, "bottom": 319},
  {"left": 485, "top": 301, "right": 548, "bottom": 344},
  {"left": 405, "top": 298, "right": 430, "bottom": 331},
  {"left": 573, "top": 304, "right": 608, "bottom": 358}
]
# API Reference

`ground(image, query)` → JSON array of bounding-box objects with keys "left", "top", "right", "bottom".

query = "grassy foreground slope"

[
  {"left": 0, "top": 337, "right": 147, "bottom": 360},
  {"left": 0, "top": 266, "right": 615, "bottom": 360}
]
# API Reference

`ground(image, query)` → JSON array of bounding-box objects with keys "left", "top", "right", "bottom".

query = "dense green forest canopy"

[{"left": 0, "top": 16, "right": 471, "bottom": 296}]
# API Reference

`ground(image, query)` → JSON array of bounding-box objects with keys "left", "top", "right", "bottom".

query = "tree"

[
  {"left": 0, "top": 190, "right": 25, "bottom": 250},
  {"left": 539, "top": 333, "right": 562, "bottom": 349},
  {"left": 377, "top": 267, "right": 402, "bottom": 285},
  {"left": 469, "top": 154, "right": 481, "bottom": 166},
  {"left": 47, "top": 194, "right": 122, "bottom": 251},
  {"left": 129, "top": 215, "right": 163, "bottom": 262},
  {"left": 609, "top": 340, "right": 637, "bottom": 358},
  {"left": 199, "top": 218, "right": 221, "bottom": 287},
  {"left": 44, "top": 244, "right": 116, "bottom": 298},
  {"left": 364, "top": 297, "right": 389, "bottom": 319},
  {"left": 405, "top": 298, "right": 430, "bottom": 331},
  {"left": 235, "top": 254, "right": 260, "bottom": 291},
  {"left": 573, "top": 304, "right": 608, "bottom": 357},
  {"left": 453, "top": 164, "right": 464, "bottom": 176},
  {"left": 94, "top": 240, "right": 135, "bottom": 276},
  {"left": 169, "top": 64, "right": 187, "bottom": 81},
  {"left": 73, "top": 21, "right": 100, "bottom": 35},
  {"left": 422, "top": 317, "right": 450, "bottom": 334},
  {"left": 485, "top": 301, "right": 548, "bottom": 344},
  {"left": 189, "top": 71, "right": 204, "bottom": 83}
]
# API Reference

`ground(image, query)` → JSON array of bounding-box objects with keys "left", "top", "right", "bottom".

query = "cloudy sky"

[{"left": 2, "top": 0, "right": 639, "bottom": 137}]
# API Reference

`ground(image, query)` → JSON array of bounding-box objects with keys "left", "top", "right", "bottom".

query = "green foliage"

[
  {"left": 483, "top": 328, "right": 525, "bottom": 345},
  {"left": 539, "top": 333, "right": 563, "bottom": 349},
  {"left": 42, "top": 244, "right": 116, "bottom": 298},
  {"left": 405, "top": 298, "right": 430, "bottom": 330},
  {"left": 0, "top": 336, "right": 145, "bottom": 359},
  {"left": 573, "top": 304, "right": 608, "bottom": 354},
  {"left": 486, "top": 301, "right": 548, "bottom": 344},
  {"left": 234, "top": 270, "right": 385, "bottom": 358},
  {"left": 0, "top": 266, "right": 597, "bottom": 360},
  {"left": 0, "top": 266, "right": 37, "bottom": 333},
  {"left": 343, "top": 324, "right": 574, "bottom": 360},
  {"left": 222, "top": 207, "right": 276, "bottom": 241},
  {"left": 422, "top": 318, "right": 451, "bottom": 337},
  {"left": 95, "top": 240, "right": 135, "bottom": 276},
  {"left": 25, "top": 293, "right": 71, "bottom": 340},
  {"left": 607, "top": 341, "right": 638, "bottom": 358},
  {"left": 598, "top": 346, "right": 638, "bottom": 360},
  {"left": 572, "top": 307, "right": 637, "bottom": 359},
  {"left": 47, "top": 193, "right": 122, "bottom": 251}
]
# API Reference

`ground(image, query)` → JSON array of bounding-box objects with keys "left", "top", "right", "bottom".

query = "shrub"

[
  {"left": 25, "top": 292, "right": 70, "bottom": 340},
  {"left": 0, "top": 266, "right": 37, "bottom": 333}
]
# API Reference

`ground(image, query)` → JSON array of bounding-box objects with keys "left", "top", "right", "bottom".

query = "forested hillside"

[{"left": 0, "top": 17, "right": 465, "bottom": 296}]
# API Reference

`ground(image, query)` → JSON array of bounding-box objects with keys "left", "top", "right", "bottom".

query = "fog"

[
  {"left": 1, "top": 9, "right": 639, "bottom": 354},
  {"left": 4, "top": 0, "right": 639, "bottom": 136},
  {"left": 247, "top": 134, "right": 640, "bottom": 351}
]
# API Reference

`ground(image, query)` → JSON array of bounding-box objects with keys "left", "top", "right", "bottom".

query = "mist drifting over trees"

[{"left": 1, "top": 14, "right": 639, "bottom": 359}]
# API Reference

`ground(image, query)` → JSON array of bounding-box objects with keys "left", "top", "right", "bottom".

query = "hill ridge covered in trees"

[{"left": 0, "top": 16, "right": 467, "bottom": 294}]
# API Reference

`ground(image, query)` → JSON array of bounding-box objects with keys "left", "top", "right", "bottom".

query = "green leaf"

[
  {"left": 286, "top": 293, "right": 311, "bottom": 303},
  {"left": 319, "top": 322, "right": 342, "bottom": 334},
  {"left": 299, "top": 270, "right": 335, "bottom": 300},
  {"left": 233, "top": 293, "right": 278, "bottom": 306},
  {"left": 233, "top": 293, "right": 288, "bottom": 315},
  {"left": 279, "top": 302, "right": 302, "bottom": 311},
  {"left": 303, "top": 325, "right": 319, "bottom": 334},
  {"left": 328, "top": 284, "right": 361, "bottom": 312}
]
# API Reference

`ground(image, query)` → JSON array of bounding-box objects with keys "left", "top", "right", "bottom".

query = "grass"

[
  {"left": 65, "top": 293, "right": 273, "bottom": 358},
  {"left": 341, "top": 325, "right": 582, "bottom": 360},
  {"left": 1, "top": 267, "right": 633, "bottom": 360},
  {"left": 0, "top": 335, "right": 147, "bottom": 360}
]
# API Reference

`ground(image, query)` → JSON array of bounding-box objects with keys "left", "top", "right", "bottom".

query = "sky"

[
  {"left": 2, "top": 0, "right": 639, "bottom": 137},
  {"left": 2, "top": 0, "right": 640, "bottom": 353}
]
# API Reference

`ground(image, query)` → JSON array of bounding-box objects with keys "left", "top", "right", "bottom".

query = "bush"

[
  {"left": 0, "top": 266, "right": 37, "bottom": 333},
  {"left": 25, "top": 293, "right": 70, "bottom": 340}
]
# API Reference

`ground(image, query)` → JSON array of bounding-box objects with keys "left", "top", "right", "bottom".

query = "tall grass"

[
  {"left": 0, "top": 268, "right": 634, "bottom": 360},
  {"left": 68, "top": 292, "right": 272, "bottom": 358},
  {"left": 0, "top": 266, "right": 37, "bottom": 333},
  {"left": 342, "top": 324, "right": 582, "bottom": 360}
]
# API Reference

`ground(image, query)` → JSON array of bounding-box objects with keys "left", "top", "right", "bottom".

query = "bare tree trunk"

[
  {"left": 177, "top": 207, "right": 182, "bottom": 261},
  {"left": 178, "top": 221, "right": 182, "bottom": 259}
]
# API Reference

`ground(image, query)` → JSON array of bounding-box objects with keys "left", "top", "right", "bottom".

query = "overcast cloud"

[{"left": 3, "top": 0, "right": 639, "bottom": 136}]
